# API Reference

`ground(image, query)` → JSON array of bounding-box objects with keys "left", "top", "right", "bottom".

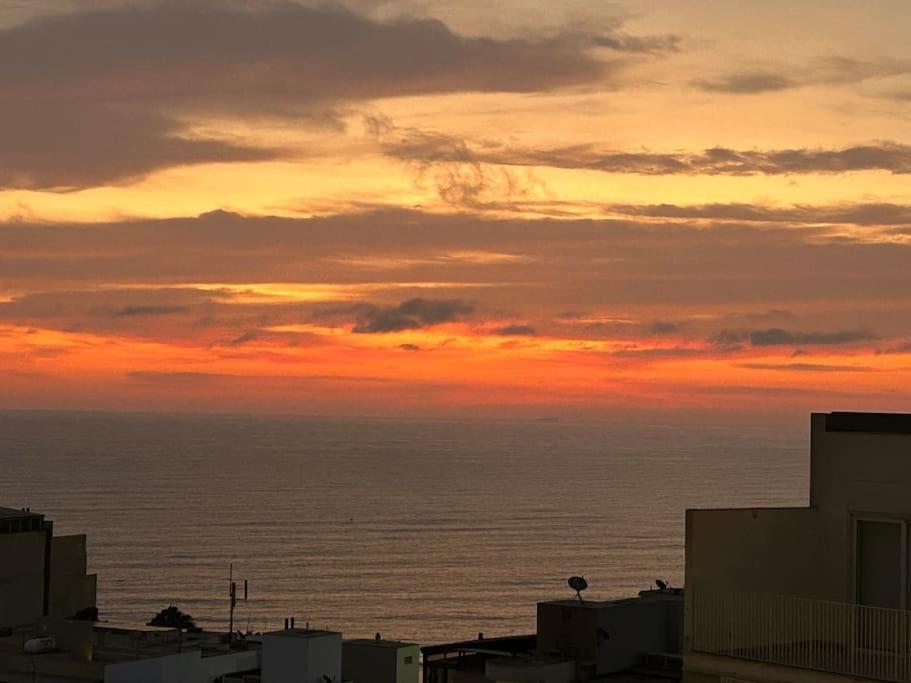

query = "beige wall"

[
  {"left": 809, "top": 413, "right": 911, "bottom": 603},
  {"left": 684, "top": 413, "right": 911, "bottom": 683},
  {"left": 686, "top": 413, "right": 911, "bottom": 607}
]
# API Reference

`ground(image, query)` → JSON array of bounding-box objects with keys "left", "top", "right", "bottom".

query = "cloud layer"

[{"left": 0, "top": 0, "right": 628, "bottom": 189}]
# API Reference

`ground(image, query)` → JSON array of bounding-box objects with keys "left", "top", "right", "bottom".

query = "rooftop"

[
  {"left": 344, "top": 638, "right": 417, "bottom": 649},
  {"left": 0, "top": 507, "right": 43, "bottom": 521},
  {"left": 824, "top": 411, "right": 911, "bottom": 434},
  {"left": 264, "top": 628, "right": 340, "bottom": 639}
]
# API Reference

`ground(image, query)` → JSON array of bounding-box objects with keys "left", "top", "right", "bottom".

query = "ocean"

[{"left": 0, "top": 410, "right": 808, "bottom": 645}]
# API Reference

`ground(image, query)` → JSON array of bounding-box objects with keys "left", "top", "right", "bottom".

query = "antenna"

[
  {"left": 568, "top": 575, "right": 588, "bottom": 604},
  {"left": 228, "top": 564, "right": 249, "bottom": 645}
]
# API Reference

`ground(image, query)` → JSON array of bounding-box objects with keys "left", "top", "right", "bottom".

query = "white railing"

[{"left": 692, "top": 588, "right": 911, "bottom": 682}]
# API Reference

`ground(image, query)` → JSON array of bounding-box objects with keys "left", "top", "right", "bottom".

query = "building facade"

[
  {"left": 685, "top": 412, "right": 911, "bottom": 683},
  {"left": 0, "top": 507, "right": 97, "bottom": 629}
]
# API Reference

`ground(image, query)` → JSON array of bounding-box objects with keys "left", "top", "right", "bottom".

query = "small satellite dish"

[
  {"left": 568, "top": 575, "right": 588, "bottom": 603},
  {"left": 656, "top": 579, "right": 668, "bottom": 591}
]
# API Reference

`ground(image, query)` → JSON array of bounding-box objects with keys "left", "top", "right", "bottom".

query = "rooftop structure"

[{"left": 685, "top": 411, "right": 911, "bottom": 683}]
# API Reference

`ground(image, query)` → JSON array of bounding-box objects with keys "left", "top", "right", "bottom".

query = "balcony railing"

[{"left": 692, "top": 588, "right": 911, "bottom": 682}]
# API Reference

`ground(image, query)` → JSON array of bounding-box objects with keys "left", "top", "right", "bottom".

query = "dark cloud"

[
  {"left": 0, "top": 0, "right": 625, "bottom": 189},
  {"left": 693, "top": 71, "right": 795, "bottom": 94},
  {"left": 647, "top": 321, "right": 679, "bottom": 335},
  {"left": 591, "top": 32, "right": 682, "bottom": 54},
  {"left": 735, "top": 362, "right": 873, "bottom": 373},
  {"left": 610, "top": 347, "right": 705, "bottom": 359},
  {"left": 714, "top": 328, "right": 878, "bottom": 348},
  {"left": 114, "top": 305, "right": 189, "bottom": 317},
  {"left": 0, "top": 102, "right": 277, "bottom": 191},
  {"left": 493, "top": 324, "right": 536, "bottom": 336},
  {"left": 608, "top": 202, "right": 911, "bottom": 226},
  {"left": 350, "top": 298, "right": 474, "bottom": 333},
  {"left": 380, "top": 128, "right": 911, "bottom": 177},
  {"left": 693, "top": 56, "right": 911, "bottom": 95},
  {"left": 398, "top": 343, "right": 421, "bottom": 351}
]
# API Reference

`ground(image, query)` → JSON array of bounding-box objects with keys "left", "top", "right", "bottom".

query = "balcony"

[{"left": 691, "top": 588, "right": 911, "bottom": 682}]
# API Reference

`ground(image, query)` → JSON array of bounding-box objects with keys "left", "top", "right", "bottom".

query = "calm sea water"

[{"left": 0, "top": 411, "right": 808, "bottom": 644}]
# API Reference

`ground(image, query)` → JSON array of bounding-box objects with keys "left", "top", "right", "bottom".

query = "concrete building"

[
  {"left": 0, "top": 621, "right": 261, "bottom": 683},
  {"left": 342, "top": 637, "right": 419, "bottom": 683},
  {"left": 260, "top": 628, "right": 341, "bottom": 683},
  {"left": 423, "top": 588, "right": 683, "bottom": 682},
  {"left": 0, "top": 507, "right": 96, "bottom": 629},
  {"left": 685, "top": 411, "right": 911, "bottom": 683}
]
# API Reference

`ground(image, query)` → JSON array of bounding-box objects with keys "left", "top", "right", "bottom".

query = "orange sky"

[{"left": 1, "top": 0, "right": 911, "bottom": 418}]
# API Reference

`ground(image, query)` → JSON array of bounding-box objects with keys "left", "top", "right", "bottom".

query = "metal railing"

[{"left": 692, "top": 588, "right": 911, "bottom": 682}]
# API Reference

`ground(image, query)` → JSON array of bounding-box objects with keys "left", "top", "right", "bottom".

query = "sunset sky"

[{"left": 2, "top": 0, "right": 911, "bottom": 419}]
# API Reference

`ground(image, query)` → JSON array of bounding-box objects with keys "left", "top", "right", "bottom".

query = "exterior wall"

[
  {"left": 537, "top": 602, "right": 599, "bottom": 661},
  {"left": 485, "top": 657, "right": 575, "bottom": 683},
  {"left": 104, "top": 651, "right": 202, "bottom": 683},
  {"left": 49, "top": 534, "right": 97, "bottom": 619},
  {"left": 686, "top": 651, "right": 884, "bottom": 683},
  {"left": 201, "top": 649, "right": 260, "bottom": 682},
  {"left": 395, "top": 645, "right": 420, "bottom": 683},
  {"left": 684, "top": 506, "right": 831, "bottom": 613},
  {"left": 810, "top": 412, "right": 911, "bottom": 603},
  {"left": 261, "top": 632, "right": 342, "bottom": 683},
  {"left": 0, "top": 530, "right": 47, "bottom": 628},
  {"left": 684, "top": 413, "right": 911, "bottom": 683},
  {"left": 342, "top": 643, "right": 394, "bottom": 683},
  {"left": 539, "top": 596, "right": 682, "bottom": 676},
  {"left": 342, "top": 642, "right": 419, "bottom": 683},
  {"left": 597, "top": 597, "right": 682, "bottom": 673}
]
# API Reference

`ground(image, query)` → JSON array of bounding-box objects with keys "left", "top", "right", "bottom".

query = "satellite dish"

[
  {"left": 568, "top": 576, "right": 588, "bottom": 604},
  {"left": 656, "top": 579, "right": 668, "bottom": 591}
]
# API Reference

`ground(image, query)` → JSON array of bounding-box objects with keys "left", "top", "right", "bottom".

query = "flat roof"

[
  {"left": 422, "top": 634, "right": 536, "bottom": 657},
  {"left": 0, "top": 507, "right": 44, "bottom": 521},
  {"left": 825, "top": 412, "right": 911, "bottom": 434},
  {"left": 344, "top": 638, "right": 418, "bottom": 649},
  {"left": 264, "top": 628, "right": 340, "bottom": 639}
]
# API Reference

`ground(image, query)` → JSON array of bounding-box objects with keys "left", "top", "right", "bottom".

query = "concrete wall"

[
  {"left": 49, "top": 534, "right": 97, "bottom": 619},
  {"left": 810, "top": 412, "right": 911, "bottom": 603},
  {"left": 685, "top": 413, "right": 911, "bottom": 614},
  {"left": 0, "top": 530, "right": 47, "bottom": 628},
  {"left": 342, "top": 642, "right": 419, "bottom": 683},
  {"left": 683, "top": 413, "right": 911, "bottom": 683},
  {"left": 539, "top": 596, "right": 682, "bottom": 676},
  {"left": 486, "top": 657, "right": 575, "bottom": 683},
  {"left": 201, "top": 649, "right": 260, "bottom": 682},
  {"left": 685, "top": 507, "right": 828, "bottom": 599},
  {"left": 261, "top": 632, "right": 342, "bottom": 683},
  {"left": 104, "top": 650, "right": 202, "bottom": 683}
]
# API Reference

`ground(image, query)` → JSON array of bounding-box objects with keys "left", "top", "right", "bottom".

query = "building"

[
  {"left": 423, "top": 588, "right": 683, "bottom": 682},
  {"left": 342, "top": 637, "right": 420, "bottom": 683},
  {"left": 259, "top": 628, "right": 341, "bottom": 683},
  {"left": 0, "top": 507, "right": 96, "bottom": 629},
  {"left": 0, "top": 621, "right": 261, "bottom": 683},
  {"left": 685, "top": 411, "right": 911, "bottom": 683}
]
